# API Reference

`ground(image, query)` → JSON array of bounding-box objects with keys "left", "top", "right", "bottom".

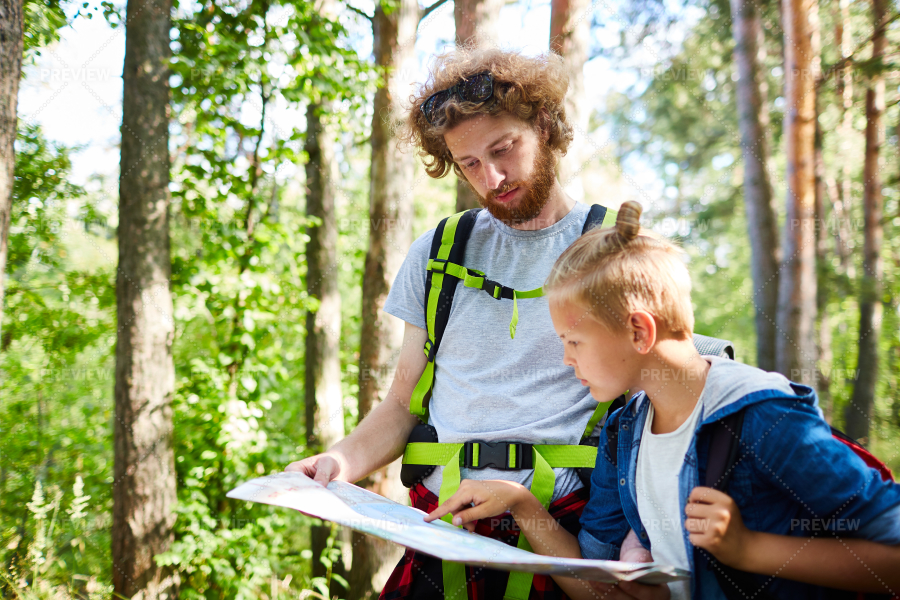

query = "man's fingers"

[{"left": 311, "top": 456, "right": 339, "bottom": 486}]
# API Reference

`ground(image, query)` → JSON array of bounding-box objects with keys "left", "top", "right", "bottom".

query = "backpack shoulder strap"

[
  {"left": 582, "top": 203, "right": 618, "bottom": 235},
  {"left": 703, "top": 411, "right": 779, "bottom": 600},
  {"left": 692, "top": 333, "right": 735, "bottom": 359},
  {"left": 705, "top": 411, "right": 745, "bottom": 490},
  {"left": 410, "top": 208, "right": 481, "bottom": 419}
]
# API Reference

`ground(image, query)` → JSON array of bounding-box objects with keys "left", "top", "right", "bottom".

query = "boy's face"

[{"left": 549, "top": 299, "right": 636, "bottom": 402}]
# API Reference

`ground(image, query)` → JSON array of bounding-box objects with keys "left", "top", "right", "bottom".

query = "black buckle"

[
  {"left": 430, "top": 258, "right": 448, "bottom": 273},
  {"left": 481, "top": 279, "right": 504, "bottom": 299},
  {"left": 463, "top": 441, "right": 533, "bottom": 470},
  {"left": 424, "top": 340, "right": 437, "bottom": 361}
]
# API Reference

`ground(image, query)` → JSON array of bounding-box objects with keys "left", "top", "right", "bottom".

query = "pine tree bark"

[
  {"left": 0, "top": 0, "right": 23, "bottom": 350},
  {"left": 350, "top": 0, "right": 417, "bottom": 596},
  {"left": 730, "top": 0, "right": 780, "bottom": 371},
  {"left": 454, "top": 0, "right": 502, "bottom": 212},
  {"left": 846, "top": 0, "right": 886, "bottom": 442},
  {"left": 112, "top": 0, "right": 177, "bottom": 597},
  {"left": 550, "top": 0, "right": 590, "bottom": 202},
  {"left": 776, "top": 0, "right": 819, "bottom": 384},
  {"left": 814, "top": 101, "right": 833, "bottom": 418}
]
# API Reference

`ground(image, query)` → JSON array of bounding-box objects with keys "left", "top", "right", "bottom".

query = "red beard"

[{"left": 469, "top": 142, "right": 556, "bottom": 227}]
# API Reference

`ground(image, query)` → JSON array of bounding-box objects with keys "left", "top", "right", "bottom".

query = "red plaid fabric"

[{"left": 379, "top": 483, "right": 589, "bottom": 600}]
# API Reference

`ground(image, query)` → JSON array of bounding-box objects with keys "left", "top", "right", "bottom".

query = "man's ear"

[
  {"left": 535, "top": 108, "right": 551, "bottom": 143},
  {"left": 628, "top": 312, "right": 657, "bottom": 353}
]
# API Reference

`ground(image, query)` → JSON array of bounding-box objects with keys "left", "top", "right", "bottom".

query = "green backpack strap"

[
  {"left": 412, "top": 203, "right": 620, "bottom": 599},
  {"left": 409, "top": 209, "right": 482, "bottom": 420}
]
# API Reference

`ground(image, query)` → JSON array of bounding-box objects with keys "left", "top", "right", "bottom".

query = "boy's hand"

[
  {"left": 587, "top": 581, "right": 671, "bottom": 599},
  {"left": 620, "top": 528, "right": 653, "bottom": 563},
  {"left": 424, "top": 479, "right": 529, "bottom": 532},
  {"left": 684, "top": 486, "right": 751, "bottom": 568}
]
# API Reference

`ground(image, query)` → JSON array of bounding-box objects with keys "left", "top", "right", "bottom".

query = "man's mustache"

[{"left": 486, "top": 181, "right": 526, "bottom": 202}]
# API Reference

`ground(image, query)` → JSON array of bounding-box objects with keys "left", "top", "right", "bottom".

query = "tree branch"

[
  {"left": 420, "top": 0, "right": 450, "bottom": 23},
  {"left": 345, "top": 3, "right": 373, "bottom": 22}
]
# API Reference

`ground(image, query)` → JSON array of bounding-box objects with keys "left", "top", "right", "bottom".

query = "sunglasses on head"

[{"left": 420, "top": 71, "right": 495, "bottom": 126}]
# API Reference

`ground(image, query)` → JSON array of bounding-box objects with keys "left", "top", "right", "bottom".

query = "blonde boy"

[{"left": 427, "top": 201, "right": 900, "bottom": 600}]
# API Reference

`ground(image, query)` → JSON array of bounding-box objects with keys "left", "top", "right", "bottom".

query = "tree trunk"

[
  {"left": 730, "top": 0, "right": 780, "bottom": 371},
  {"left": 112, "top": 0, "right": 177, "bottom": 597},
  {"left": 776, "top": 0, "right": 819, "bottom": 384},
  {"left": 454, "top": 0, "right": 502, "bottom": 47},
  {"left": 305, "top": 99, "right": 348, "bottom": 588},
  {"left": 0, "top": 0, "right": 23, "bottom": 350},
  {"left": 846, "top": 0, "right": 886, "bottom": 442},
  {"left": 454, "top": 0, "right": 502, "bottom": 212},
  {"left": 550, "top": 0, "right": 590, "bottom": 202},
  {"left": 832, "top": 0, "right": 853, "bottom": 273},
  {"left": 349, "top": 0, "right": 416, "bottom": 596},
  {"left": 814, "top": 101, "right": 833, "bottom": 419},
  {"left": 304, "top": 102, "right": 345, "bottom": 457}
]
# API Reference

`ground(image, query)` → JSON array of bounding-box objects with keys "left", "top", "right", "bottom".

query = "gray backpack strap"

[{"left": 692, "top": 333, "right": 735, "bottom": 359}]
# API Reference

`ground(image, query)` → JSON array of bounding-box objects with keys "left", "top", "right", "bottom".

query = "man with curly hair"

[{"left": 287, "top": 48, "right": 658, "bottom": 600}]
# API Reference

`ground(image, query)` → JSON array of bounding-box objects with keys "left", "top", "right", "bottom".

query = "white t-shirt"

[{"left": 636, "top": 397, "right": 704, "bottom": 600}]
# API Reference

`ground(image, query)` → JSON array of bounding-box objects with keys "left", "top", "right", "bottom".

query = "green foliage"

[
  {"left": 22, "top": 0, "right": 67, "bottom": 58},
  {"left": 1, "top": 124, "right": 115, "bottom": 597},
  {"left": 156, "top": 1, "right": 374, "bottom": 596}
]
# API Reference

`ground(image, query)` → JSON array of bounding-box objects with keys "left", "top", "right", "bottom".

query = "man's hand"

[
  {"left": 684, "top": 486, "right": 751, "bottom": 568},
  {"left": 424, "top": 479, "right": 530, "bottom": 532},
  {"left": 285, "top": 452, "right": 347, "bottom": 487}
]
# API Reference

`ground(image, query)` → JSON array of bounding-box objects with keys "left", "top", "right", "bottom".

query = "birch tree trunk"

[
  {"left": 349, "top": 0, "right": 417, "bottom": 595},
  {"left": 846, "top": 0, "right": 886, "bottom": 442},
  {"left": 112, "top": 0, "right": 177, "bottom": 596},
  {"left": 550, "top": 0, "right": 590, "bottom": 202},
  {"left": 730, "top": 0, "right": 780, "bottom": 371},
  {"left": 0, "top": 0, "right": 23, "bottom": 350},
  {"left": 776, "top": 0, "right": 819, "bottom": 384}
]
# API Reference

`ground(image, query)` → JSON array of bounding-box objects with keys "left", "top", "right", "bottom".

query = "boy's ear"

[{"left": 628, "top": 311, "right": 657, "bottom": 353}]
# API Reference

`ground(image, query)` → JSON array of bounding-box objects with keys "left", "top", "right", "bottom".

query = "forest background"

[{"left": 1, "top": 0, "right": 899, "bottom": 597}]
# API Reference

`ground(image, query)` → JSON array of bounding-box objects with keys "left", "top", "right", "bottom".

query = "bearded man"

[{"left": 287, "top": 48, "right": 657, "bottom": 600}]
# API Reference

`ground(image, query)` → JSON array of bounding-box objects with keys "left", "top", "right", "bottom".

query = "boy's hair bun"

[{"left": 615, "top": 201, "right": 643, "bottom": 243}]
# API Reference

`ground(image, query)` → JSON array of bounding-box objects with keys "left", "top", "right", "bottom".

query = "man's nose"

[{"left": 481, "top": 161, "right": 505, "bottom": 191}]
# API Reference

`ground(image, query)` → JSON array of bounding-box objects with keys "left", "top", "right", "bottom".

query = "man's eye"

[
  {"left": 568, "top": 341, "right": 578, "bottom": 347},
  {"left": 496, "top": 144, "right": 511, "bottom": 155},
  {"left": 464, "top": 160, "right": 478, "bottom": 170}
]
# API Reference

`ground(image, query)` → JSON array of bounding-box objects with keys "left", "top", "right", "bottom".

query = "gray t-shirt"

[{"left": 384, "top": 202, "right": 600, "bottom": 502}]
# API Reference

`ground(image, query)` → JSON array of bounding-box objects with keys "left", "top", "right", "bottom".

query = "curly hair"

[{"left": 398, "top": 47, "right": 574, "bottom": 180}]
